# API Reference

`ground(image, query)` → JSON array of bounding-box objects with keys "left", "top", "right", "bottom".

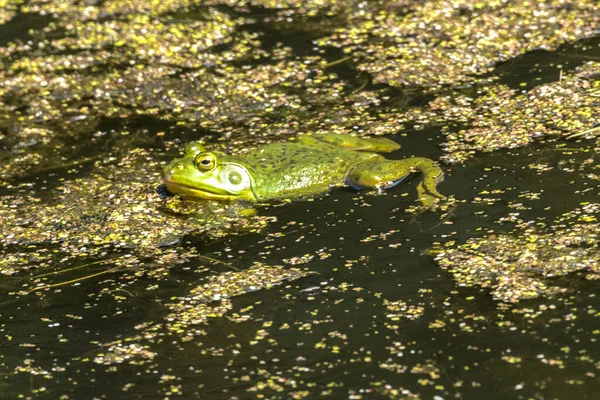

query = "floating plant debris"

[{"left": 436, "top": 203, "right": 600, "bottom": 303}]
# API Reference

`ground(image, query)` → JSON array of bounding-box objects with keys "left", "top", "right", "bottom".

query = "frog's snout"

[{"left": 162, "top": 162, "right": 186, "bottom": 183}]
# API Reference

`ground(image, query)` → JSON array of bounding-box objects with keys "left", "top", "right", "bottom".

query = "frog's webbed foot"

[
  {"left": 413, "top": 191, "right": 453, "bottom": 214},
  {"left": 416, "top": 177, "right": 446, "bottom": 209},
  {"left": 407, "top": 196, "right": 459, "bottom": 228}
]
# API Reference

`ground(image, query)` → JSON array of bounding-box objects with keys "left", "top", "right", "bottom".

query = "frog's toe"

[
  {"left": 417, "top": 179, "right": 445, "bottom": 204},
  {"left": 419, "top": 193, "right": 444, "bottom": 209},
  {"left": 382, "top": 175, "right": 410, "bottom": 189}
]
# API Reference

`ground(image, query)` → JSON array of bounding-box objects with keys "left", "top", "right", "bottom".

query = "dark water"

[
  {"left": 3, "top": 140, "right": 599, "bottom": 399},
  {"left": 1, "top": 4, "right": 600, "bottom": 400}
]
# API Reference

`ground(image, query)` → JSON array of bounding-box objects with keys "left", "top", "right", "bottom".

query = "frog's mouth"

[{"left": 162, "top": 181, "right": 238, "bottom": 201}]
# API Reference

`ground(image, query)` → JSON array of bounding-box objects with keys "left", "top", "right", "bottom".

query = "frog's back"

[{"left": 242, "top": 142, "right": 379, "bottom": 200}]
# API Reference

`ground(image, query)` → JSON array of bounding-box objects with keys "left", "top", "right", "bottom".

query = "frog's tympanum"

[{"left": 162, "top": 134, "right": 445, "bottom": 207}]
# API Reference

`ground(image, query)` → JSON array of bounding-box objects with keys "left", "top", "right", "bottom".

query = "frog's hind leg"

[
  {"left": 345, "top": 171, "right": 409, "bottom": 191},
  {"left": 347, "top": 158, "right": 445, "bottom": 207},
  {"left": 297, "top": 133, "right": 401, "bottom": 152},
  {"left": 416, "top": 165, "right": 445, "bottom": 208}
]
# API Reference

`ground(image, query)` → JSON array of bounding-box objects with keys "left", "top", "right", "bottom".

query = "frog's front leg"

[{"left": 347, "top": 158, "right": 445, "bottom": 207}]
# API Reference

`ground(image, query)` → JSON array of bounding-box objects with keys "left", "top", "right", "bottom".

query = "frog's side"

[{"left": 162, "top": 134, "right": 445, "bottom": 207}]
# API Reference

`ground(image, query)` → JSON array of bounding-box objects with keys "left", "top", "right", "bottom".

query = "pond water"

[{"left": 1, "top": 1, "right": 599, "bottom": 399}]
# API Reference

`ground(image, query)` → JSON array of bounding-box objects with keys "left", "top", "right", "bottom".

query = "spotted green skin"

[{"left": 162, "top": 134, "right": 445, "bottom": 207}]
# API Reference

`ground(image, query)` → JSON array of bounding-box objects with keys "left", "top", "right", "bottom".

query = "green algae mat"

[{"left": 0, "top": 1, "right": 599, "bottom": 398}]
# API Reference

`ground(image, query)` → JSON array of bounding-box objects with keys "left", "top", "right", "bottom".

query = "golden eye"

[{"left": 195, "top": 153, "right": 216, "bottom": 171}]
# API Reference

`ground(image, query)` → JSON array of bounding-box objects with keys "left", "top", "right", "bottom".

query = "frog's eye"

[{"left": 195, "top": 153, "right": 216, "bottom": 171}]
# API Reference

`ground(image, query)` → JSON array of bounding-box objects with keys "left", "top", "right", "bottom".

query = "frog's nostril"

[
  {"left": 162, "top": 162, "right": 184, "bottom": 182},
  {"left": 165, "top": 163, "right": 184, "bottom": 174}
]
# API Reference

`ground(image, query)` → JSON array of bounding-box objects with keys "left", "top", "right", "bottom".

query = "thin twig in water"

[
  {"left": 567, "top": 125, "right": 600, "bottom": 140},
  {"left": 108, "top": 288, "right": 136, "bottom": 297},
  {"left": 440, "top": 364, "right": 464, "bottom": 400},
  {"left": 32, "top": 256, "right": 123, "bottom": 278},
  {"left": 322, "top": 54, "right": 355, "bottom": 69},
  {"left": 198, "top": 255, "right": 238, "bottom": 271},
  {"left": 29, "top": 265, "right": 122, "bottom": 293}
]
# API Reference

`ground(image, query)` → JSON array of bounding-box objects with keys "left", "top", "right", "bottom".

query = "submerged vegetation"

[{"left": 0, "top": 0, "right": 599, "bottom": 398}]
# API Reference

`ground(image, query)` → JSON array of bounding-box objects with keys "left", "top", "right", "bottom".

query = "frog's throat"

[{"left": 163, "top": 181, "right": 238, "bottom": 201}]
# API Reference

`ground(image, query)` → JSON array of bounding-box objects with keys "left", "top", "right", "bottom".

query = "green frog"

[{"left": 162, "top": 134, "right": 445, "bottom": 207}]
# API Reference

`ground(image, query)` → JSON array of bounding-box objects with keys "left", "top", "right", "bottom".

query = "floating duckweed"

[
  {"left": 51, "top": 13, "right": 239, "bottom": 63},
  {"left": 164, "top": 263, "right": 312, "bottom": 336},
  {"left": 1, "top": 1, "right": 599, "bottom": 397},
  {"left": 22, "top": 0, "right": 207, "bottom": 20},
  {"left": 436, "top": 204, "right": 600, "bottom": 303},
  {"left": 0, "top": 148, "right": 272, "bottom": 280},
  {"left": 95, "top": 264, "right": 311, "bottom": 363},
  {"left": 0, "top": 0, "right": 23, "bottom": 23},
  {"left": 413, "top": 62, "right": 600, "bottom": 163},
  {"left": 318, "top": 0, "right": 600, "bottom": 87},
  {"left": 383, "top": 299, "right": 425, "bottom": 321}
]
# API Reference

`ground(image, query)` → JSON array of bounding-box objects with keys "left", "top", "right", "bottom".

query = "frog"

[{"left": 162, "top": 133, "right": 445, "bottom": 208}]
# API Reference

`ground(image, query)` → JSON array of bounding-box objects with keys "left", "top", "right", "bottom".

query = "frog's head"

[{"left": 162, "top": 142, "right": 256, "bottom": 201}]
